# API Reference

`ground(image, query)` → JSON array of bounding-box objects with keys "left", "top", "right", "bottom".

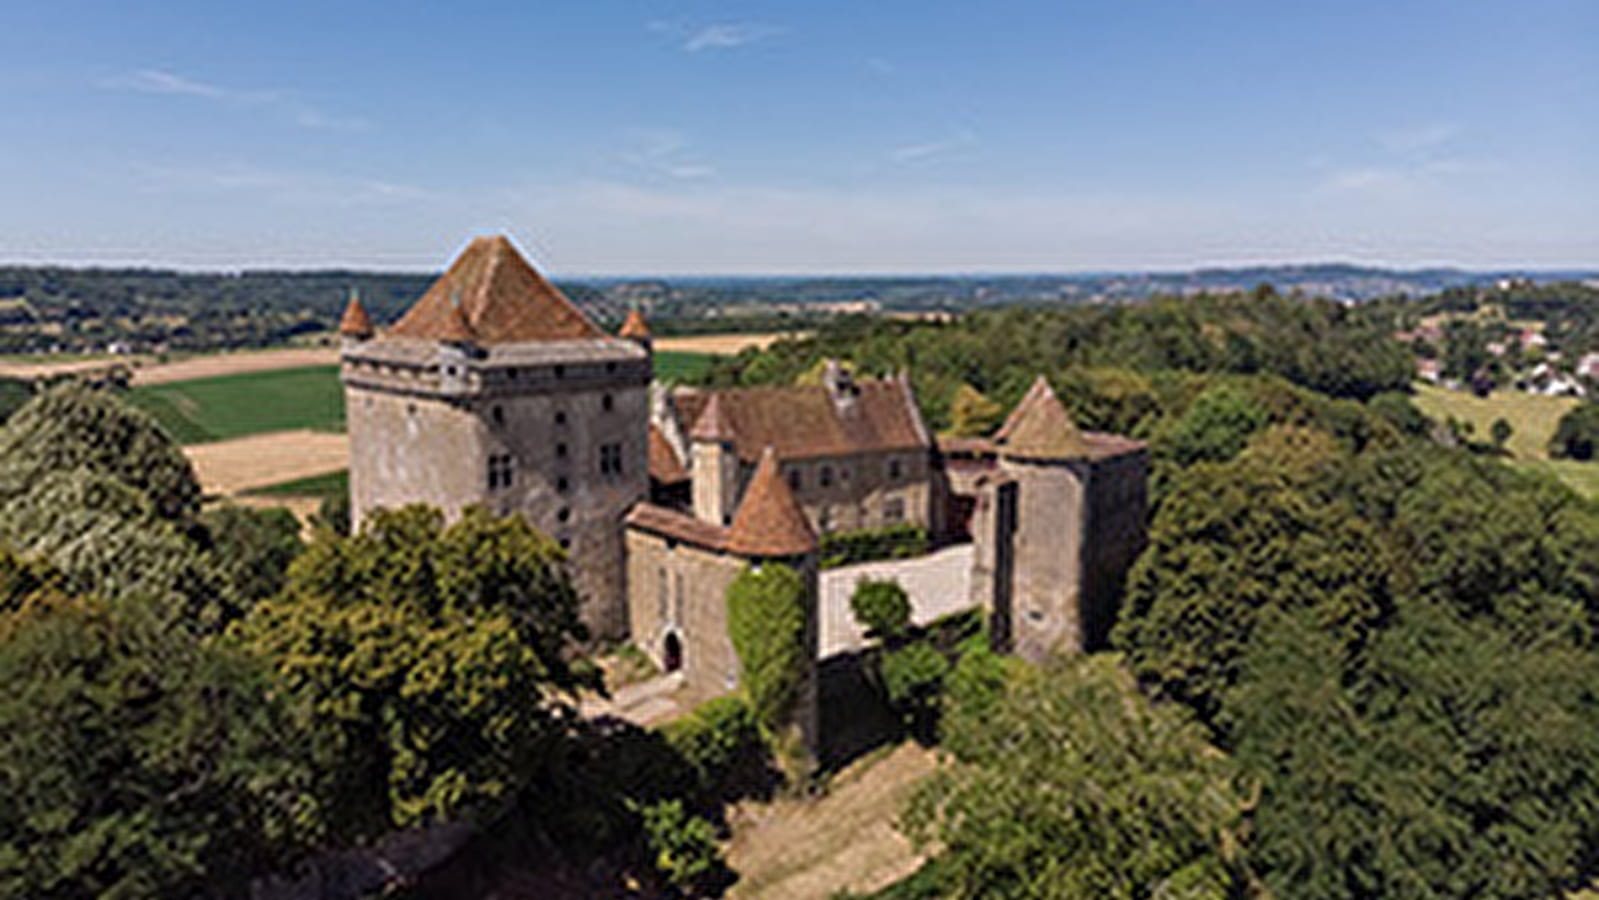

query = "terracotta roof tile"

[
  {"left": 619, "top": 308, "right": 651, "bottom": 339},
  {"left": 338, "top": 292, "right": 374, "bottom": 338},
  {"left": 435, "top": 298, "right": 475, "bottom": 344},
  {"left": 689, "top": 392, "right": 734, "bottom": 442},
  {"left": 625, "top": 503, "right": 727, "bottom": 550},
  {"left": 675, "top": 378, "right": 928, "bottom": 462},
  {"left": 648, "top": 424, "right": 688, "bottom": 484},
  {"left": 727, "top": 447, "right": 818, "bottom": 557},
  {"left": 387, "top": 235, "right": 604, "bottom": 344}
]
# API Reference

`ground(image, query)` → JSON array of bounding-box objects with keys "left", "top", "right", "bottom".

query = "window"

[
  {"left": 658, "top": 568, "right": 669, "bottom": 621},
  {"left": 557, "top": 507, "right": 570, "bottom": 523},
  {"left": 787, "top": 467, "right": 801, "bottom": 491},
  {"left": 602, "top": 393, "right": 614, "bottom": 412},
  {"left": 818, "top": 506, "right": 831, "bottom": 532},
  {"left": 486, "top": 453, "right": 514, "bottom": 490},
  {"left": 559, "top": 537, "right": 571, "bottom": 550},
  {"left": 884, "top": 496, "right": 905, "bottom": 524},
  {"left": 556, "top": 476, "right": 569, "bottom": 493},
  {"left": 820, "top": 466, "right": 834, "bottom": 488},
  {"left": 491, "top": 405, "right": 504, "bottom": 425},
  {"left": 508, "top": 367, "right": 520, "bottom": 380},
  {"left": 599, "top": 442, "right": 624, "bottom": 476},
  {"left": 556, "top": 442, "right": 568, "bottom": 460},
  {"left": 887, "top": 458, "right": 903, "bottom": 481},
  {"left": 553, "top": 364, "right": 566, "bottom": 378},
  {"left": 606, "top": 361, "right": 617, "bottom": 373},
  {"left": 554, "top": 410, "right": 567, "bottom": 426}
]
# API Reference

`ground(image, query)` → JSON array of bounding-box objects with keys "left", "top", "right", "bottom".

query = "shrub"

[
  {"left": 880, "top": 641, "right": 951, "bottom": 743},
  {"left": 661, "top": 695, "right": 764, "bottom": 797},
  {"left": 819, "top": 524, "right": 930, "bottom": 569},
  {"left": 1550, "top": 402, "right": 1599, "bottom": 461},
  {"left": 726, "top": 563, "right": 808, "bottom": 733},
  {"left": 850, "top": 577, "right": 911, "bottom": 639},
  {"left": 639, "top": 799, "right": 728, "bottom": 895}
]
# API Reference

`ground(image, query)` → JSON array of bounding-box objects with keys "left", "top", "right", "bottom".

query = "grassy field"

[
  {"left": 242, "top": 468, "right": 348, "bottom": 500},
  {"left": 126, "top": 365, "right": 345, "bottom": 444},
  {"left": 1412, "top": 382, "right": 1597, "bottom": 499},
  {"left": 654, "top": 349, "right": 714, "bottom": 382}
]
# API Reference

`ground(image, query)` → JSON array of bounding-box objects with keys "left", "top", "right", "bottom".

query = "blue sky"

[{"left": 0, "top": 1, "right": 1593, "bottom": 274}]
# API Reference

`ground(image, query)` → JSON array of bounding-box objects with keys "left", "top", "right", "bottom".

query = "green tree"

[
  {"left": 1115, "top": 443, "right": 1390, "bottom": 721},
  {"left": 0, "top": 382, "right": 199, "bottom": 521},
  {"left": 638, "top": 799, "right": 729, "bottom": 895},
  {"left": 850, "top": 577, "right": 911, "bottom": 640},
  {"left": 232, "top": 505, "right": 597, "bottom": 839},
  {"left": 1229, "top": 606, "right": 1599, "bottom": 900},
  {"left": 198, "top": 503, "right": 304, "bottom": 608},
  {"left": 907, "top": 655, "right": 1249, "bottom": 899},
  {"left": 947, "top": 383, "right": 1004, "bottom": 437},
  {"left": 0, "top": 593, "right": 319, "bottom": 898},
  {"left": 726, "top": 563, "right": 808, "bottom": 734},
  {"left": 879, "top": 641, "right": 950, "bottom": 743},
  {"left": 1162, "top": 383, "right": 1271, "bottom": 466},
  {"left": 1490, "top": 417, "right": 1513, "bottom": 450},
  {"left": 1549, "top": 402, "right": 1599, "bottom": 461}
]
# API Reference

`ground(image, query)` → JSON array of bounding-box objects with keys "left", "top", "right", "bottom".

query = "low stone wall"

[{"left": 818, "top": 542, "right": 976, "bottom": 657}]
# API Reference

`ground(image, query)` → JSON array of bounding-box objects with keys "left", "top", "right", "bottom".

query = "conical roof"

[
  {"left": 689, "top": 392, "right": 734, "bottom": 442},
  {"left": 619, "top": 308, "right": 652, "bottom": 339},
  {"left": 387, "top": 235, "right": 604, "bottom": 344},
  {"left": 338, "top": 291, "right": 374, "bottom": 338},
  {"left": 995, "top": 375, "right": 1088, "bottom": 459},
  {"left": 727, "top": 447, "right": 817, "bottom": 557}
]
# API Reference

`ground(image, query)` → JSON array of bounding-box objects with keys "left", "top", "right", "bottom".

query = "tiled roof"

[
  {"left": 625, "top": 503, "right": 727, "bottom": 550},
  {"left": 675, "top": 377, "right": 929, "bottom": 462},
  {"left": 689, "top": 392, "right": 734, "bottom": 442},
  {"left": 338, "top": 292, "right": 374, "bottom": 338},
  {"left": 619, "top": 308, "right": 651, "bottom": 339},
  {"left": 994, "top": 375, "right": 1089, "bottom": 459},
  {"left": 436, "top": 299, "right": 475, "bottom": 344},
  {"left": 648, "top": 423, "right": 688, "bottom": 484},
  {"left": 727, "top": 447, "right": 818, "bottom": 557},
  {"left": 386, "top": 235, "right": 604, "bottom": 344}
]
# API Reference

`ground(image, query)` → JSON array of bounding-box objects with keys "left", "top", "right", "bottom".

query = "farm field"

[
  {"left": 243, "top": 468, "right": 349, "bottom": 501},
  {"left": 126, "top": 365, "right": 344, "bottom": 444},
  {"left": 184, "top": 429, "right": 349, "bottom": 496},
  {"left": 1411, "top": 382, "right": 1577, "bottom": 460},
  {"left": 1412, "top": 382, "right": 1597, "bottom": 499}
]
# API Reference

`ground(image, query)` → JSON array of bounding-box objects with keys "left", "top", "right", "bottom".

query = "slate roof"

[
  {"left": 386, "top": 235, "right": 604, "bottom": 344},
  {"left": 727, "top": 447, "right": 818, "bottom": 557},
  {"left": 674, "top": 376, "right": 928, "bottom": 462}
]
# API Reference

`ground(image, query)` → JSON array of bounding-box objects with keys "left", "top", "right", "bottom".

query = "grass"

[
  {"left": 242, "top": 468, "right": 348, "bottom": 500},
  {"left": 1412, "top": 382, "right": 1598, "bottom": 500},
  {"left": 654, "top": 349, "right": 714, "bottom": 382},
  {"left": 125, "top": 364, "right": 344, "bottom": 443},
  {"left": 1411, "top": 382, "right": 1577, "bottom": 460}
]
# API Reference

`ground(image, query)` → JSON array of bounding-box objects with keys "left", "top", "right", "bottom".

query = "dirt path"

[
  {"left": 653, "top": 332, "right": 801, "bottom": 355},
  {"left": 184, "top": 429, "right": 349, "bottom": 495},
  {"left": 726, "top": 743, "right": 936, "bottom": 900},
  {"left": 133, "top": 347, "right": 339, "bottom": 385}
]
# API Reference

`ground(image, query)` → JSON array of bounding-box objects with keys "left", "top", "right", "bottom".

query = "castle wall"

[
  {"left": 624, "top": 528, "right": 746, "bottom": 697},
  {"left": 346, "top": 384, "right": 488, "bottom": 527},
  {"left": 775, "top": 448, "right": 935, "bottom": 535},
  {"left": 998, "top": 455, "right": 1088, "bottom": 662},
  {"left": 1077, "top": 450, "right": 1149, "bottom": 650}
]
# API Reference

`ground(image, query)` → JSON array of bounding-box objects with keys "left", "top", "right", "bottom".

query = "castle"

[{"left": 340, "top": 236, "right": 1148, "bottom": 740}]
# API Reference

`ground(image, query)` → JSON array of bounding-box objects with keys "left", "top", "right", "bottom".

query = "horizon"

[{"left": 2, "top": 1, "right": 1594, "bottom": 273}]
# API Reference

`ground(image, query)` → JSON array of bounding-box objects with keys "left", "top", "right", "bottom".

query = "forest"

[{"left": 4, "top": 282, "right": 1599, "bottom": 898}]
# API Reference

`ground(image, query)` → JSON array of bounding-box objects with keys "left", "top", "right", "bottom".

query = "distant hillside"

[{"left": 1, "top": 261, "right": 1592, "bottom": 357}]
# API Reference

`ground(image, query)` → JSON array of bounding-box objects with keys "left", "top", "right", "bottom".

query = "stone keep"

[{"left": 339, "top": 236, "right": 649, "bottom": 638}]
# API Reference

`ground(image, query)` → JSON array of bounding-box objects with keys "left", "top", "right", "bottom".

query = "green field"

[
  {"left": 126, "top": 365, "right": 345, "bottom": 444},
  {"left": 244, "top": 468, "right": 348, "bottom": 500},
  {"left": 1412, "top": 382, "right": 1597, "bottom": 499},
  {"left": 653, "top": 349, "right": 713, "bottom": 382}
]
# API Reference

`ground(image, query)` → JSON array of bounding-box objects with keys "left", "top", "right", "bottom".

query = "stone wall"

[{"left": 624, "top": 527, "right": 746, "bottom": 697}]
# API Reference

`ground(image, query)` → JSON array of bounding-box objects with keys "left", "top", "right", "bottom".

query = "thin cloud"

[
  {"left": 890, "top": 130, "right": 976, "bottom": 163},
  {"left": 133, "top": 162, "right": 427, "bottom": 206},
  {"left": 1380, "top": 123, "right": 1460, "bottom": 155},
  {"left": 102, "top": 68, "right": 365, "bottom": 131},
  {"left": 620, "top": 129, "right": 716, "bottom": 180},
  {"left": 650, "top": 21, "right": 783, "bottom": 52}
]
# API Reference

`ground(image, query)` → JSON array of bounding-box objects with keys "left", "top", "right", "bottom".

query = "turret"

[
  {"left": 338, "top": 288, "right": 374, "bottom": 346},
  {"left": 690, "top": 393, "right": 738, "bottom": 526},
  {"left": 620, "top": 307, "right": 653, "bottom": 353}
]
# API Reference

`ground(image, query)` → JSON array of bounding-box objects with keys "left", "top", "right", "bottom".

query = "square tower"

[{"left": 340, "top": 236, "right": 650, "bottom": 638}]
